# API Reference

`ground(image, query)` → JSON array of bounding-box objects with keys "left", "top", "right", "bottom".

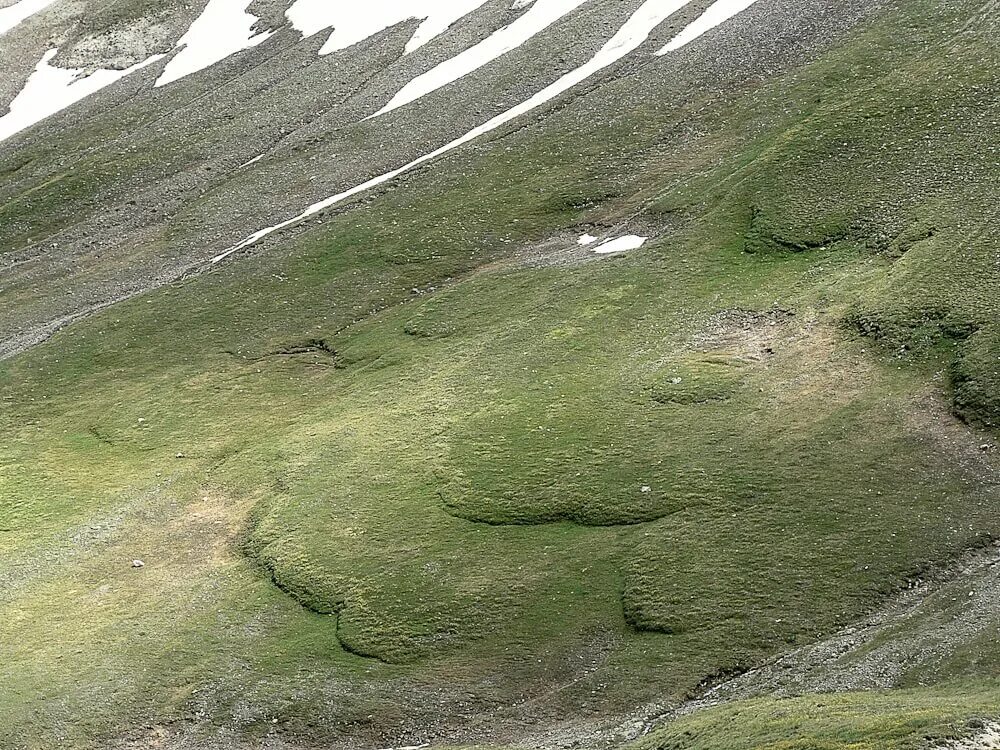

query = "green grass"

[
  {"left": 0, "top": 0, "right": 997, "bottom": 747},
  {"left": 633, "top": 685, "right": 1000, "bottom": 750}
]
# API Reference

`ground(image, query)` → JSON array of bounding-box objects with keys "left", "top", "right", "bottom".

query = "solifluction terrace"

[{"left": 0, "top": 1, "right": 997, "bottom": 749}]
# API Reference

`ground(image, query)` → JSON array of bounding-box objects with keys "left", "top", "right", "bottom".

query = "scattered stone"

[
  {"left": 934, "top": 721, "right": 1000, "bottom": 749},
  {"left": 131, "top": 559, "right": 145, "bottom": 568}
]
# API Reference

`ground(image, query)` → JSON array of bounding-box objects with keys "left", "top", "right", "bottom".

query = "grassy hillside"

[
  {"left": 0, "top": 0, "right": 997, "bottom": 747},
  {"left": 632, "top": 685, "right": 1000, "bottom": 750}
]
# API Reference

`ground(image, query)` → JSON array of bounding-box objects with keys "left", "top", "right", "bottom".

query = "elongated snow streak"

[
  {"left": 370, "top": 0, "right": 588, "bottom": 118},
  {"left": 592, "top": 235, "right": 647, "bottom": 254},
  {"left": 0, "top": 0, "right": 56, "bottom": 36},
  {"left": 0, "top": 49, "right": 164, "bottom": 144},
  {"left": 285, "top": 0, "right": 491, "bottom": 55},
  {"left": 656, "top": 0, "right": 758, "bottom": 53},
  {"left": 155, "top": 0, "right": 273, "bottom": 87},
  {"left": 211, "top": 0, "right": 695, "bottom": 264},
  {"left": 238, "top": 154, "right": 265, "bottom": 169}
]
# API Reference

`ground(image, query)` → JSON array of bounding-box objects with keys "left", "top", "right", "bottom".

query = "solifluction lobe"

[{"left": 0, "top": 0, "right": 997, "bottom": 748}]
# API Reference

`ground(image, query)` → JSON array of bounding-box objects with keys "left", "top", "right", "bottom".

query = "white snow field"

[
  {"left": 578, "top": 233, "right": 599, "bottom": 245},
  {"left": 657, "top": 0, "right": 759, "bottom": 53},
  {"left": 0, "top": 49, "right": 164, "bottom": 144},
  {"left": 155, "top": 0, "right": 273, "bottom": 87},
  {"left": 0, "top": 0, "right": 56, "bottom": 37},
  {"left": 370, "top": 0, "right": 588, "bottom": 118},
  {"left": 285, "top": 0, "right": 491, "bottom": 55},
  {"left": 592, "top": 235, "right": 648, "bottom": 254}
]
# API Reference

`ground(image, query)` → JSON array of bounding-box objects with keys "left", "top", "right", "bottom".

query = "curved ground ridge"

[
  {"left": 621, "top": 542, "right": 1000, "bottom": 739},
  {"left": 369, "top": 0, "right": 588, "bottom": 118},
  {"left": 0, "top": 0, "right": 55, "bottom": 37},
  {"left": 212, "top": 0, "right": 746, "bottom": 264},
  {"left": 154, "top": 0, "right": 274, "bottom": 87},
  {"left": 285, "top": 0, "right": 492, "bottom": 55},
  {"left": 0, "top": 49, "right": 164, "bottom": 144}
]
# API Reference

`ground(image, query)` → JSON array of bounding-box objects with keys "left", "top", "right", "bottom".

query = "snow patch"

[
  {"left": 213, "top": 0, "right": 695, "bottom": 264},
  {"left": 0, "top": 49, "right": 164, "bottom": 144},
  {"left": 577, "top": 233, "right": 599, "bottom": 246},
  {"left": 238, "top": 154, "right": 265, "bottom": 169},
  {"left": 656, "top": 0, "right": 759, "bottom": 53},
  {"left": 285, "top": 0, "right": 491, "bottom": 56},
  {"left": 592, "top": 235, "right": 647, "bottom": 254},
  {"left": 370, "top": 0, "right": 587, "bottom": 118},
  {"left": 155, "top": 0, "right": 273, "bottom": 87},
  {"left": 0, "top": 0, "right": 56, "bottom": 37}
]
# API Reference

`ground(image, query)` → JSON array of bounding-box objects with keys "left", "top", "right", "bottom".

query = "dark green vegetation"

[
  {"left": 0, "top": 0, "right": 997, "bottom": 748},
  {"left": 633, "top": 686, "right": 1000, "bottom": 750}
]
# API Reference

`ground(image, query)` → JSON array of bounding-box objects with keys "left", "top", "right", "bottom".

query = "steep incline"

[
  {"left": 0, "top": 0, "right": 770, "bottom": 360},
  {"left": 0, "top": 1, "right": 997, "bottom": 749}
]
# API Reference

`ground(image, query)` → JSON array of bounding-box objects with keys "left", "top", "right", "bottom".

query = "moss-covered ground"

[{"left": 0, "top": 0, "right": 997, "bottom": 747}]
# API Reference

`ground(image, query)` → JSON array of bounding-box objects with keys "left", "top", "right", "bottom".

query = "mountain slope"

[{"left": 0, "top": 1, "right": 997, "bottom": 749}]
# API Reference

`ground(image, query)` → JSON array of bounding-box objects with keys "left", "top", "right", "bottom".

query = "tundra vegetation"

[{"left": 0, "top": 0, "right": 997, "bottom": 748}]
